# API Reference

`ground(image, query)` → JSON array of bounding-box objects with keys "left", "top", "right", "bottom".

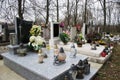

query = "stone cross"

[{"left": 49, "top": 18, "right": 54, "bottom": 49}]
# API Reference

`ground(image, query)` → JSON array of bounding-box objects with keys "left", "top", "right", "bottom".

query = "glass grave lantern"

[
  {"left": 54, "top": 44, "right": 59, "bottom": 57},
  {"left": 91, "top": 41, "right": 97, "bottom": 50},
  {"left": 70, "top": 43, "right": 77, "bottom": 58},
  {"left": 76, "top": 60, "right": 84, "bottom": 79},
  {"left": 9, "top": 33, "right": 17, "bottom": 45},
  {"left": 53, "top": 47, "right": 66, "bottom": 65},
  {"left": 38, "top": 49, "right": 44, "bottom": 63},
  {"left": 84, "top": 59, "right": 90, "bottom": 75},
  {"left": 41, "top": 42, "right": 48, "bottom": 58}
]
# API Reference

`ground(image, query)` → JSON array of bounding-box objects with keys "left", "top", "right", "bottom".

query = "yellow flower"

[{"left": 30, "top": 25, "right": 41, "bottom": 36}]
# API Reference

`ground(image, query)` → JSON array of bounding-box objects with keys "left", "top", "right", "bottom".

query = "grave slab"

[
  {"left": 58, "top": 42, "right": 111, "bottom": 64},
  {"left": 58, "top": 43, "right": 105, "bottom": 57},
  {"left": 2, "top": 51, "right": 93, "bottom": 80}
]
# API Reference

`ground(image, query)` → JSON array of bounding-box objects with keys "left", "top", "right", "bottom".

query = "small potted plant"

[
  {"left": 59, "top": 30, "right": 70, "bottom": 45},
  {"left": 74, "top": 36, "right": 82, "bottom": 47}
]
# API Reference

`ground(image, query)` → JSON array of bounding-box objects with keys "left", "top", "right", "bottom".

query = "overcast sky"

[{"left": 0, "top": 0, "right": 119, "bottom": 24}]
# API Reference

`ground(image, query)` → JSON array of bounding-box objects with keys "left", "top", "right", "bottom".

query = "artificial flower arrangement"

[
  {"left": 59, "top": 30, "right": 70, "bottom": 44},
  {"left": 30, "top": 25, "right": 41, "bottom": 36},
  {"left": 74, "top": 32, "right": 83, "bottom": 47},
  {"left": 59, "top": 22, "right": 64, "bottom": 28},
  {"left": 28, "top": 25, "right": 45, "bottom": 51}
]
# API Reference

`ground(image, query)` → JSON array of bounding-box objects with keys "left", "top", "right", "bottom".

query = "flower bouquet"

[
  {"left": 74, "top": 36, "right": 82, "bottom": 47},
  {"left": 59, "top": 22, "right": 64, "bottom": 28},
  {"left": 30, "top": 25, "right": 41, "bottom": 36},
  {"left": 28, "top": 25, "right": 45, "bottom": 51},
  {"left": 59, "top": 30, "right": 70, "bottom": 45}
]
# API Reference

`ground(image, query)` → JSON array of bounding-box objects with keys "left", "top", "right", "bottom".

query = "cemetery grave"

[
  {"left": 0, "top": 0, "right": 120, "bottom": 80},
  {"left": 0, "top": 18, "right": 117, "bottom": 80}
]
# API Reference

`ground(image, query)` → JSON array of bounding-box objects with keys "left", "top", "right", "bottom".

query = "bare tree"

[
  {"left": 74, "top": 0, "right": 79, "bottom": 25},
  {"left": 18, "top": 0, "right": 25, "bottom": 19},
  {"left": 103, "top": 0, "right": 106, "bottom": 27},
  {"left": 84, "top": 0, "right": 87, "bottom": 23},
  {"left": 46, "top": 0, "right": 50, "bottom": 25},
  {"left": 67, "top": 0, "right": 70, "bottom": 26},
  {"left": 98, "top": 0, "right": 106, "bottom": 27},
  {"left": 56, "top": 0, "right": 59, "bottom": 22}
]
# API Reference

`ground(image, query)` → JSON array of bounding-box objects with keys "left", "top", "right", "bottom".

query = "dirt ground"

[{"left": 93, "top": 44, "right": 120, "bottom": 80}]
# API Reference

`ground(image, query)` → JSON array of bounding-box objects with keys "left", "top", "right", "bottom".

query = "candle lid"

[{"left": 59, "top": 47, "right": 64, "bottom": 53}]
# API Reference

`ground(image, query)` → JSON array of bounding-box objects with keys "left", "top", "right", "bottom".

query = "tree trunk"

[
  {"left": 74, "top": 0, "right": 78, "bottom": 26},
  {"left": 18, "top": 0, "right": 25, "bottom": 19},
  {"left": 109, "top": 8, "right": 111, "bottom": 25},
  {"left": 103, "top": 0, "right": 106, "bottom": 27},
  {"left": 18, "top": 0, "right": 23, "bottom": 19},
  {"left": 67, "top": 0, "right": 70, "bottom": 26},
  {"left": 57, "top": 0, "right": 59, "bottom": 22},
  {"left": 84, "top": 0, "right": 87, "bottom": 23},
  {"left": 46, "top": 0, "right": 49, "bottom": 25}
]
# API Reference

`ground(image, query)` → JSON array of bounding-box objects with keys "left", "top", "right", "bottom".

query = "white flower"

[
  {"left": 35, "top": 36, "right": 45, "bottom": 45},
  {"left": 31, "top": 42, "right": 36, "bottom": 47},
  {"left": 30, "top": 36, "right": 35, "bottom": 42},
  {"left": 28, "top": 42, "right": 31, "bottom": 46}
]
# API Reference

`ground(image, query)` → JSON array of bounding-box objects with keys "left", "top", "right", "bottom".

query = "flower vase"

[
  {"left": 57, "top": 47, "right": 66, "bottom": 61},
  {"left": 64, "top": 42, "right": 67, "bottom": 45}
]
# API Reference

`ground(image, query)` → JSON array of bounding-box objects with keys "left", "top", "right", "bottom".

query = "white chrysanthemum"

[
  {"left": 29, "top": 36, "right": 35, "bottom": 42},
  {"left": 31, "top": 42, "right": 36, "bottom": 47},
  {"left": 35, "top": 36, "right": 44, "bottom": 45},
  {"left": 36, "top": 36, "right": 42, "bottom": 39}
]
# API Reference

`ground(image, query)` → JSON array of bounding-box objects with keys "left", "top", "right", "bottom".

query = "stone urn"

[{"left": 57, "top": 47, "right": 66, "bottom": 61}]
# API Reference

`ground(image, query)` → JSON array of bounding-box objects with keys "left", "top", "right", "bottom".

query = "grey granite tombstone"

[{"left": 2, "top": 51, "right": 88, "bottom": 80}]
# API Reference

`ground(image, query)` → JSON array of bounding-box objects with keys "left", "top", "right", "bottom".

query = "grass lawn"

[{"left": 93, "top": 43, "right": 120, "bottom": 80}]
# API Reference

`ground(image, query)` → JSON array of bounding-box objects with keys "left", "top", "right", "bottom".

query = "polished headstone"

[{"left": 2, "top": 51, "right": 88, "bottom": 80}]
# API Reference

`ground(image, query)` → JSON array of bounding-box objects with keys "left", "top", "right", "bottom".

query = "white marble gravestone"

[
  {"left": 70, "top": 27, "right": 77, "bottom": 40},
  {"left": 58, "top": 43, "right": 112, "bottom": 64},
  {"left": 49, "top": 18, "right": 54, "bottom": 49},
  {"left": 81, "top": 23, "right": 86, "bottom": 40},
  {"left": 98, "top": 27, "right": 100, "bottom": 33},
  {"left": 49, "top": 19, "right": 61, "bottom": 48}
]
